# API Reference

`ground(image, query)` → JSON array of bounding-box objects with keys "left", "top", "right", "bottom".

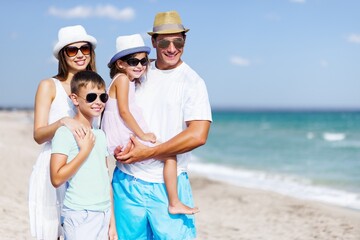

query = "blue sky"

[{"left": 1, "top": 0, "right": 360, "bottom": 110}]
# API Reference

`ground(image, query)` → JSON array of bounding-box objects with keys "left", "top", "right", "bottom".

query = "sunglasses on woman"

[
  {"left": 126, "top": 58, "right": 148, "bottom": 66},
  {"left": 64, "top": 44, "right": 91, "bottom": 57},
  {"left": 157, "top": 38, "right": 185, "bottom": 49},
  {"left": 78, "top": 93, "right": 109, "bottom": 103}
]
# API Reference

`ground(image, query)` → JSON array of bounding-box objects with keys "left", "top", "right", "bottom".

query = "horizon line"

[{"left": 1, "top": 106, "right": 360, "bottom": 113}]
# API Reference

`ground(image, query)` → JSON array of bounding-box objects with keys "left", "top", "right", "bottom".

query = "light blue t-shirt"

[{"left": 52, "top": 126, "right": 110, "bottom": 211}]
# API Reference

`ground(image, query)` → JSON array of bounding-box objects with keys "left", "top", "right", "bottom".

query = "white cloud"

[
  {"left": 94, "top": 5, "right": 134, "bottom": 20},
  {"left": 48, "top": 5, "right": 135, "bottom": 21},
  {"left": 347, "top": 34, "right": 360, "bottom": 44},
  {"left": 230, "top": 56, "right": 251, "bottom": 67},
  {"left": 48, "top": 6, "right": 91, "bottom": 18},
  {"left": 290, "top": 0, "right": 306, "bottom": 3}
]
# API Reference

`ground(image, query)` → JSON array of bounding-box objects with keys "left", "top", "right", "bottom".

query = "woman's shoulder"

[
  {"left": 36, "top": 77, "right": 57, "bottom": 95},
  {"left": 38, "top": 77, "right": 57, "bottom": 88}
]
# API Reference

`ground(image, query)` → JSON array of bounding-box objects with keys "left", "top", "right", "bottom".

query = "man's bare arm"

[{"left": 116, "top": 120, "right": 211, "bottom": 164}]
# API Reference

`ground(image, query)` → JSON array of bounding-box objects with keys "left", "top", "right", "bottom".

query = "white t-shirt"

[{"left": 117, "top": 61, "right": 212, "bottom": 182}]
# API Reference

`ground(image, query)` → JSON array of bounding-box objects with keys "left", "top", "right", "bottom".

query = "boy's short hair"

[{"left": 71, "top": 70, "right": 106, "bottom": 94}]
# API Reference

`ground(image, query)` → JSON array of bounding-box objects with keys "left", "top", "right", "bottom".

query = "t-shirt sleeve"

[
  {"left": 183, "top": 78, "right": 212, "bottom": 122},
  {"left": 51, "top": 126, "right": 73, "bottom": 156},
  {"left": 100, "top": 130, "right": 110, "bottom": 157}
]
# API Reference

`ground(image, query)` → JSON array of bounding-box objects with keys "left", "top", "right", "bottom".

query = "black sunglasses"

[
  {"left": 126, "top": 58, "right": 148, "bottom": 67},
  {"left": 64, "top": 44, "right": 91, "bottom": 57},
  {"left": 79, "top": 93, "right": 108, "bottom": 103},
  {"left": 157, "top": 38, "right": 185, "bottom": 49}
]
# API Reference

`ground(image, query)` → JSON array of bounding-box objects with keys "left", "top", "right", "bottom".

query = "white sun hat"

[
  {"left": 108, "top": 34, "right": 151, "bottom": 67},
  {"left": 53, "top": 25, "right": 97, "bottom": 59}
]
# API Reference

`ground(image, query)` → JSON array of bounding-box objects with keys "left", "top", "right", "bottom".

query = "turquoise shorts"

[{"left": 112, "top": 168, "right": 196, "bottom": 240}]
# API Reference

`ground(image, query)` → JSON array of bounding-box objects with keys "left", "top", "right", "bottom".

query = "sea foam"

[
  {"left": 323, "top": 132, "right": 346, "bottom": 141},
  {"left": 189, "top": 160, "right": 360, "bottom": 210}
]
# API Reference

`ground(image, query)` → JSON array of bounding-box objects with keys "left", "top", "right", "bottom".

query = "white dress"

[{"left": 28, "top": 78, "right": 76, "bottom": 240}]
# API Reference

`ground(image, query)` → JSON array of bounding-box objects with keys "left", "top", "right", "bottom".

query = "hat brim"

[
  {"left": 108, "top": 46, "right": 151, "bottom": 67},
  {"left": 53, "top": 35, "right": 97, "bottom": 59},
  {"left": 147, "top": 28, "right": 189, "bottom": 36}
]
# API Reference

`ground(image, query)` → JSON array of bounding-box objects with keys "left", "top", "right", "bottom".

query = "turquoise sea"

[{"left": 191, "top": 111, "right": 360, "bottom": 210}]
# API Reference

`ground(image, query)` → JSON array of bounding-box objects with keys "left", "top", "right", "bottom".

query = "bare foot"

[{"left": 168, "top": 202, "right": 200, "bottom": 215}]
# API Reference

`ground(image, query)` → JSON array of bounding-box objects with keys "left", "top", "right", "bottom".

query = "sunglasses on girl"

[
  {"left": 78, "top": 93, "right": 109, "bottom": 103},
  {"left": 157, "top": 38, "right": 185, "bottom": 49},
  {"left": 64, "top": 44, "right": 91, "bottom": 57},
  {"left": 126, "top": 58, "right": 148, "bottom": 67}
]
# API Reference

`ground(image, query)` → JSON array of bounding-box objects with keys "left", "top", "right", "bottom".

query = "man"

[{"left": 112, "top": 10, "right": 212, "bottom": 239}]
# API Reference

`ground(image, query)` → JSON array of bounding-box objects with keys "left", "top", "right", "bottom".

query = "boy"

[{"left": 50, "top": 70, "right": 117, "bottom": 240}]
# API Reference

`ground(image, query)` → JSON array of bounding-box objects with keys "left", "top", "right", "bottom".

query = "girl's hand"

[
  {"left": 140, "top": 132, "right": 156, "bottom": 143},
  {"left": 60, "top": 117, "right": 87, "bottom": 139}
]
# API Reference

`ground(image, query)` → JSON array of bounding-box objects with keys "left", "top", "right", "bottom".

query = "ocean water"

[{"left": 191, "top": 111, "right": 360, "bottom": 210}]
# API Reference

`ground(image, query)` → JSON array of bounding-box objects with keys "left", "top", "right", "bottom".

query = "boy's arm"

[
  {"left": 108, "top": 184, "right": 118, "bottom": 239},
  {"left": 105, "top": 157, "right": 118, "bottom": 240},
  {"left": 50, "top": 130, "right": 95, "bottom": 188},
  {"left": 116, "top": 120, "right": 211, "bottom": 163}
]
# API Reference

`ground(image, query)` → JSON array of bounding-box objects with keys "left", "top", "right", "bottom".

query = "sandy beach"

[{"left": 0, "top": 110, "right": 359, "bottom": 240}]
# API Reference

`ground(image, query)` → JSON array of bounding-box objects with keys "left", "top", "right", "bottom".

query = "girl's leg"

[{"left": 164, "top": 157, "right": 199, "bottom": 215}]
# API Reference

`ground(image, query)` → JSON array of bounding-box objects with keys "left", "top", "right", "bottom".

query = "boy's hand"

[
  {"left": 74, "top": 128, "right": 95, "bottom": 154},
  {"left": 108, "top": 224, "right": 118, "bottom": 240}
]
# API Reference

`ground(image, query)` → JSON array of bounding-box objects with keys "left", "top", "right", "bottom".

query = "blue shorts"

[{"left": 112, "top": 168, "right": 196, "bottom": 240}]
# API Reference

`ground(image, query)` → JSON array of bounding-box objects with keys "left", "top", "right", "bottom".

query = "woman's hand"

[{"left": 60, "top": 117, "right": 87, "bottom": 139}]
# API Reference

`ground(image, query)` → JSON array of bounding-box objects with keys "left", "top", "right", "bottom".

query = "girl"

[
  {"left": 101, "top": 34, "right": 199, "bottom": 219},
  {"left": 29, "top": 25, "right": 97, "bottom": 240}
]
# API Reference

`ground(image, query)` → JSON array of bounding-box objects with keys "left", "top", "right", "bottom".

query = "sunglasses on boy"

[
  {"left": 126, "top": 58, "right": 148, "bottom": 67},
  {"left": 78, "top": 93, "right": 109, "bottom": 103},
  {"left": 64, "top": 44, "right": 91, "bottom": 57},
  {"left": 157, "top": 38, "right": 185, "bottom": 49}
]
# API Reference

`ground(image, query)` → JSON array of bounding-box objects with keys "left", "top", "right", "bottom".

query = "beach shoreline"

[{"left": 0, "top": 110, "right": 359, "bottom": 239}]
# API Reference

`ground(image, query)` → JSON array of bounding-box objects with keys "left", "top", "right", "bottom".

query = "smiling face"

[
  {"left": 152, "top": 33, "right": 185, "bottom": 70},
  {"left": 70, "top": 70, "right": 107, "bottom": 125},
  {"left": 72, "top": 83, "right": 107, "bottom": 122},
  {"left": 64, "top": 42, "right": 92, "bottom": 73},
  {"left": 117, "top": 52, "right": 148, "bottom": 81}
]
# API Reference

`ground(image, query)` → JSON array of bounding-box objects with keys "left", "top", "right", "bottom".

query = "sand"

[{"left": 0, "top": 110, "right": 359, "bottom": 240}]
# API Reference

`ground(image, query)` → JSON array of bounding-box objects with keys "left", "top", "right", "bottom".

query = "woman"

[{"left": 28, "top": 25, "right": 97, "bottom": 240}]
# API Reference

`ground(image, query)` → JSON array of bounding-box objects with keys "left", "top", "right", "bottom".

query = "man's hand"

[
  {"left": 113, "top": 140, "right": 132, "bottom": 160},
  {"left": 115, "top": 135, "right": 153, "bottom": 164}
]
